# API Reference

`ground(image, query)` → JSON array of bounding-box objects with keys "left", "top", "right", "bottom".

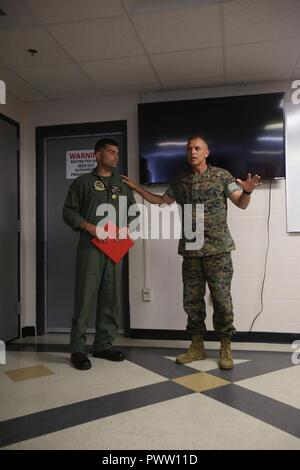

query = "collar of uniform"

[
  {"left": 91, "top": 169, "right": 120, "bottom": 183},
  {"left": 189, "top": 164, "right": 211, "bottom": 181},
  {"left": 91, "top": 168, "right": 115, "bottom": 178}
]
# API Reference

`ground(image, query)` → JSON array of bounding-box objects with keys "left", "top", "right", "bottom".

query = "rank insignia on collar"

[
  {"left": 94, "top": 180, "right": 105, "bottom": 191},
  {"left": 111, "top": 185, "right": 122, "bottom": 194}
]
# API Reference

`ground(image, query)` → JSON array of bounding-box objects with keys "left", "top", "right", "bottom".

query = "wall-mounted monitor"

[{"left": 138, "top": 92, "right": 285, "bottom": 184}]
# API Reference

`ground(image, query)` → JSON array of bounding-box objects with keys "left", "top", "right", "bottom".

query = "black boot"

[
  {"left": 93, "top": 348, "right": 125, "bottom": 362},
  {"left": 71, "top": 352, "right": 91, "bottom": 370}
]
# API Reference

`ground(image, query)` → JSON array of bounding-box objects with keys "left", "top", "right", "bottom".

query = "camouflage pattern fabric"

[
  {"left": 166, "top": 165, "right": 241, "bottom": 257},
  {"left": 182, "top": 253, "right": 236, "bottom": 337}
]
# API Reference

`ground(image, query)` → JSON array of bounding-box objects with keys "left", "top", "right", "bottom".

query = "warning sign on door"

[{"left": 66, "top": 150, "right": 96, "bottom": 179}]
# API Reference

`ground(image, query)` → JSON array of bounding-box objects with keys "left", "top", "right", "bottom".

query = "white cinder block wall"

[
  {"left": 230, "top": 181, "right": 300, "bottom": 333},
  {"left": 5, "top": 79, "right": 299, "bottom": 334}
]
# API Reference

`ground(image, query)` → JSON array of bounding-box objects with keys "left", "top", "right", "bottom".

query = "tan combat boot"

[
  {"left": 176, "top": 334, "right": 206, "bottom": 364},
  {"left": 219, "top": 336, "right": 234, "bottom": 370}
]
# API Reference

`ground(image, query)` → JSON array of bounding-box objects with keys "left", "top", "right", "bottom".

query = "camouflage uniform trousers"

[{"left": 182, "top": 252, "right": 236, "bottom": 337}]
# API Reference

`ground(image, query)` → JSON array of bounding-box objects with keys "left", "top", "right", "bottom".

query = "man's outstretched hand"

[{"left": 236, "top": 173, "right": 262, "bottom": 194}]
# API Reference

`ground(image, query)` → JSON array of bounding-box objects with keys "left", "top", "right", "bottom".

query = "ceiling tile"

[
  {"left": 24, "top": 0, "right": 125, "bottom": 23},
  {"left": 292, "top": 68, "right": 300, "bottom": 78},
  {"left": 223, "top": 0, "right": 300, "bottom": 46},
  {"left": 162, "top": 77, "right": 224, "bottom": 91},
  {"left": 81, "top": 56, "right": 158, "bottom": 87},
  {"left": 45, "top": 88, "right": 105, "bottom": 100},
  {"left": 95, "top": 83, "right": 161, "bottom": 96},
  {"left": 48, "top": 17, "right": 143, "bottom": 62},
  {"left": 0, "top": 67, "right": 47, "bottom": 101},
  {"left": 226, "top": 39, "right": 300, "bottom": 75},
  {"left": 132, "top": 4, "right": 222, "bottom": 53},
  {"left": 0, "top": 0, "right": 38, "bottom": 30},
  {"left": 13, "top": 63, "right": 97, "bottom": 93},
  {"left": 16, "top": 90, "right": 49, "bottom": 102},
  {"left": 150, "top": 48, "right": 223, "bottom": 81},
  {"left": 226, "top": 70, "right": 292, "bottom": 84},
  {"left": 0, "top": 27, "right": 72, "bottom": 67}
]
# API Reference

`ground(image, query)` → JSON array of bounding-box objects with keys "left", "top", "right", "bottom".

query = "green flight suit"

[
  {"left": 166, "top": 165, "right": 241, "bottom": 337},
  {"left": 63, "top": 169, "right": 137, "bottom": 353}
]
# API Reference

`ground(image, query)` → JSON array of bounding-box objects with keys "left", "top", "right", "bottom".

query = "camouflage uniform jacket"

[{"left": 166, "top": 165, "right": 241, "bottom": 257}]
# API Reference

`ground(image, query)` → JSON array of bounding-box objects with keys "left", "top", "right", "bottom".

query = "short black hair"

[
  {"left": 187, "top": 135, "right": 210, "bottom": 147},
  {"left": 94, "top": 138, "right": 119, "bottom": 153}
]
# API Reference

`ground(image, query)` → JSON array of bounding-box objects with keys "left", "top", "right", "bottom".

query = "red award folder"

[{"left": 91, "top": 222, "right": 134, "bottom": 263}]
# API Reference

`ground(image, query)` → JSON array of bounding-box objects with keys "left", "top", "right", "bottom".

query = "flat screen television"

[{"left": 138, "top": 92, "right": 285, "bottom": 184}]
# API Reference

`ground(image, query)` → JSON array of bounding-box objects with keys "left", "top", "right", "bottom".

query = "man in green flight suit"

[
  {"left": 122, "top": 135, "right": 261, "bottom": 370},
  {"left": 63, "top": 138, "right": 137, "bottom": 370}
]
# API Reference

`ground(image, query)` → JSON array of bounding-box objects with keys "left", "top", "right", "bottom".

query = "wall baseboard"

[
  {"left": 129, "top": 329, "right": 300, "bottom": 344},
  {"left": 18, "top": 327, "right": 300, "bottom": 344},
  {"left": 21, "top": 326, "right": 36, "bottom": 338}
]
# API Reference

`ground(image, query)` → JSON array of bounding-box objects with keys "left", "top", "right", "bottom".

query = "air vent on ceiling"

[{"left": 125, "top": 0, "right": 231, "bottom": 14}]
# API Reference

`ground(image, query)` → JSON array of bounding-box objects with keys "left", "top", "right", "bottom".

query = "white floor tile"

[{"left": 236, "top": 365, "right": 300, "bottom": 409}]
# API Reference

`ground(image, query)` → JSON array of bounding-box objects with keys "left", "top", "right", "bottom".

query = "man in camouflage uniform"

[{"left": 123, "top": 135, "right": 261, "bottom": 369}]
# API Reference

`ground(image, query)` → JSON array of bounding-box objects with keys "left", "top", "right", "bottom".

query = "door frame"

[
  {"left": 0, "top": 112, "right": 20, "bottom": 341},
  {"left": 36, "top": 120, "right": 129, "bottom": 335}
]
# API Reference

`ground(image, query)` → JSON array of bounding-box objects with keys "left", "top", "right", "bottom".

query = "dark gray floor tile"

[
  {"left": 203, "top": 384, "right": 300, "bottom": 439},
  {"left": 121, "top": 347, "right": 198, "bottom": 379}
]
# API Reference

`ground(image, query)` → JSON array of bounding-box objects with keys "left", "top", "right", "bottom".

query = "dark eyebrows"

[{"left": 187, "top": 144, "right": 202, "bottom": 150}]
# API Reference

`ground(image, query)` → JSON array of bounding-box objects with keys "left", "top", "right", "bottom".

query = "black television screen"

[{"left": 138, "top": 92, "right": 285, "bottom": 184}]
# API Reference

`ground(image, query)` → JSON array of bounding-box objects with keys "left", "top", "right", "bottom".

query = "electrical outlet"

[{"left": 142, "top": 288, "right": 152, "bottom": 302}]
